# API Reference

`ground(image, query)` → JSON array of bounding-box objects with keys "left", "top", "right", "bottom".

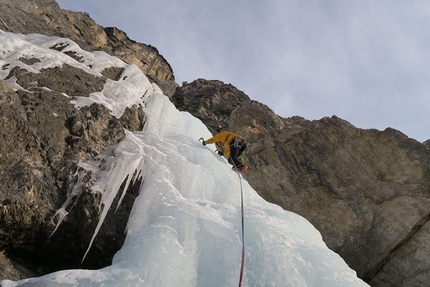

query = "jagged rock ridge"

[{"left": 0, "top": 0, "right": 177, "bottom": 97}]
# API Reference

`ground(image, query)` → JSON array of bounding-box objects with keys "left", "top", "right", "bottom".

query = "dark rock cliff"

[
  {"left": 172, "top": 79, "right": 250, "bottom": 134},
  {"left": 0, "top": 64, "right": 143, "bottom": 278},
  {"left": 0, "top": 0, "right": 154, "bottom": 280}
]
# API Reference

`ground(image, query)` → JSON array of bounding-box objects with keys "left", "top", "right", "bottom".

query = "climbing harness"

[{"left": 231, "top": 156, "right": 246, "bottom": 287}]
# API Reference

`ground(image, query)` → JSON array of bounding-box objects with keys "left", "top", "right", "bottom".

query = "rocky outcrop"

[
  {"left": 173, "top": 79, "right": 430, "bottom": 286},
  {"left": 0, "top": 0, "right": 156, "bottom": 279},
  {"left": 0, "top": 0, "right": 177, "bottom": 97},
  {"left": 0, "top": 58, "right": 144, "bottom": 278},
  {"left": 172, "top": 79, "right": 250, "bottom": 134}
]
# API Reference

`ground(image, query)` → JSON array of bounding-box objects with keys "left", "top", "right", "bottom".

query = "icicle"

[
  {"left": 81, "top": 131, "right": 146, "bottom": 262},
  {"left": 50, "top": 167, "right": 89, "bottom": 237}
]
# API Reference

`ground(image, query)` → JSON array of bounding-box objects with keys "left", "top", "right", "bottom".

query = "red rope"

[
  {"left": 238, "top": 173, "right": 246, "bottom": 287},
  {"left": 231, "top": 156, "right": 246, "bottom": 286}
]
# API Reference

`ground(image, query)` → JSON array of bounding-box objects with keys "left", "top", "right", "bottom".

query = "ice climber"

[{"left": 200, "top": 131, "right": 249, "bottom": 172}]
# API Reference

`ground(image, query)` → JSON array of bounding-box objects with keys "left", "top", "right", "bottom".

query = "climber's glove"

[{"left": 218, "top": 151, "right": 223, "bottom": 156}]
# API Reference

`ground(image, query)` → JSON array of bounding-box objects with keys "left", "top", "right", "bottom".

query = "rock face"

[
  {"left": 172, "top": 79, "right": 430, "bottom": 286},
  {"left": 172, "top": 79, "right": 250, "bottom": 134},
  {"left": 0, "top": 0, "right": 172, "bottom": 278},
  {"left": 0, "top": 60, "right": 144, "bottom": 278},
  {"left": 0, "top": 0, "right": 177, "bottom": 97}
]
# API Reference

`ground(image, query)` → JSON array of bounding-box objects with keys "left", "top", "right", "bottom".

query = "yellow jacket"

[{"left": 205, "top": 131, "right": 239, "bottom": 156}]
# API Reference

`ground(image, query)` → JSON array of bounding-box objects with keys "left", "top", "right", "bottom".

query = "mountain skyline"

[{"left": 57, "top": 0, "right": 430, "bottom": 143}]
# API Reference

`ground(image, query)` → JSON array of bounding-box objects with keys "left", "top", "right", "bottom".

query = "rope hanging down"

[
  {"left": 200, "top": 138, "right": 246, "bottom": 284},
  {"left": 231, "top": 157, "right": 246, "bottom": 287},
  {"left": 238, "top": 172, "right": 246, "bottom": 287}
]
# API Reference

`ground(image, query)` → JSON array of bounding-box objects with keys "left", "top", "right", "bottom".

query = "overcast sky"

[{"left": 56, "top": 0, "right": 430, "bottom": 142}]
